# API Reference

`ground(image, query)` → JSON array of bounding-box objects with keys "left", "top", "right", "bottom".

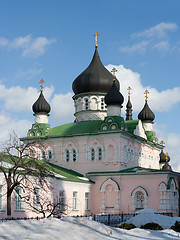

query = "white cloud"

[
  {"left": 22, "top": 37, "right": 56, "bottom": 57},
  {"left": 106, "top": 64, "right": 180, "bottom": 112},
  {"left": 0, "top": 84, "right": 54, "bottom": 112},
  {"left": 154, "top": 124, "right": 180, "bottom": 172},
  {"left": 132, "top": 22, "right": 178, "bottom": 39},
  {"left": 120, "top": 22, "right": 178, "bottom": 53},
  {"left": 0, "top": 35, "right": 56, "bottom": 57},
  {"left": 50, "top": 92, "right": 74, "bottom": 124},
  {"left": 119, "top": 41, "right": 150, "bottom": 53},
  {"left": 15, "top": 68, "right": 43, "bottom": 80},
  {"left": 153, "top": 41, "right": 170, "bottom": 51},
  {"left": 0, "top": 37, "right": 9, "bottom": 47},
  {"left": 0, "top": 111, "right": 32, "bottom": 143}
]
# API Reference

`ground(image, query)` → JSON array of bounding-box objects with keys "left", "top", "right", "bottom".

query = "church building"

[{"left": 22, "top": 33, "right": 180, "bottom": 217}]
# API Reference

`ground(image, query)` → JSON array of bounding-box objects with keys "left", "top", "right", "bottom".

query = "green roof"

[
  {"left": 87, "top": 166, "right": 174, "bottom": 175},
  {"left": 0, "top": 154, "right": 91, "bottom": 183},
  {"left": 125, "top": 120, "right": 139, "bottom": 134},
  {"left": 47, "top": 120, "right": 103, "bottom": 137}
]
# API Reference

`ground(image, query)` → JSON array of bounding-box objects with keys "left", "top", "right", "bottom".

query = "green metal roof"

[
  {"left": 87, "top": 166, "right": 176, "bottom": 175},
  {"left": 47, "top": 120, "right": 103, "bottom": 137},
  {"left": 0, "top": 154, "right": 91, "bottom": 183},
  {"left": 125, "top": 120, "right": 139, "bottom": 134}
]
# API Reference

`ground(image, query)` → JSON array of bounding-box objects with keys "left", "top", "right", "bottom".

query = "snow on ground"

[
  {"left": 0, "top": 213, "right": 180, "bottom": 240},
  {"left": 127, "top": 208, "right": 180, "bottom": 229}
]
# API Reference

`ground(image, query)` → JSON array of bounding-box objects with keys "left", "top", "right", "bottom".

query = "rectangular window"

[
  {"left": 33, "top": 188, "right": 40, "bottom": 210},
  {"left": 59, "top": 191, "right": 65, "bottom": 211},
  {"left": 85, "top": 192, "right": 90, "bottom": 210},
  {"left": 0, "top": 185, "right": 2, "bottom": 210},
  {"left": 15, "top": 187, "right": 23, "bottom": 210},
  {"left": 73, "top": 191, "right": 78, "bottom": 210}
]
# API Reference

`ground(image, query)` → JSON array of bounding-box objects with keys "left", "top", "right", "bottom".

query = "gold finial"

[
  {"left": 127, "top": 86, "right": 132, "bottom": 98},
  {"left": 39, "top": 78, "right": 45, "bottom": 92},
  {"left": 111, "top": 67, "right": 117, "bottom": 81},
  {"left": 93, "top": 31, "right": 100, "bottom": 47},
  {"left": 165, "top": 152, "right": 169, "bottom": 162},
  {"left": 160, "top": 140, "right": 165, "bottom": 146},
  {"left": 144, "top": 89, "right": 149, "bottom": 102}
]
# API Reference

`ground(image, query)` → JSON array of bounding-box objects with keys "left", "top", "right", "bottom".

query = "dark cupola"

[
  {"left": 105, "top": 67, "right": 124, "bottom": 117},
  {"left": 159, "top": 150, "right": 170, "bottom": 163},
  {"left": 105, "top": 81, "right": 124, "bottom": 107},
  {"left": 126, "top": 86, "right": 133, "bottom": 121},
  {"left": 138, "top": 90, "right": 155, "bottom": 122},
  {"left": 162, "top": 162, "right": 172, "bottom": 171},
  {"left": 33, "top": 91, "right": 51, "bottom": 114},
  {"left": 72, "top": 47, "right": 119, "bottom": 95},
  {"left": 32, "top": 79, "right": 51, "bottom": 125}
]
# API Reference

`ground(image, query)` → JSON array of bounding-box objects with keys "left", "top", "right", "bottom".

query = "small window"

[
  {"left": 73, "top": 191, "right": 78, "bottom": 210},
  {"left": 101, "top": 98, "right": 104, "bottom": 110},
  {"left": 107, "top": 118, "right": 113, "bottom": 123},
  {"left": 72, "top": 149, "right": 76, "bottom": 162},
  {"left": 29, "top": 132, "right": 34, "bottom": 137},
  {"left": 85, "top": 192, "right": 90, "bottom": 210},
  {"left": 102, "top": 125, "right": 107, "bottom": 131},
  {"left": 33, "top": 187, "right": 40, "bottom": 210},
  {"left": 66, "top": 150, "right": 70, "bottom": 162},
  {"left": 48, "top": 150, "right": 52, "bottom": 159},
  {"left": 37, "top": 131, "right": 41, "bottom": 136},
  {"left": 42, "top": 151, "right": 46, "bottom": 159},
  {"left": 59, "top": 191, "right": 65, "bottom": 211},
  {"left": 98, "top": 148, "right": 102, "bottom": 160},
  {"left": 91, "top": 148, "right": 95, "bottom": 161},
  {"left": 15, "top": 187, "right": 23, "bottom": 210},
  {"left": 135, "top": 191, "right": 144, "bottom": 209},
  {"left": 85, "top": 99, "right": 89, "bottom": 110},
  {"left": 111, "top": 124, "right": 116, "bottom": 130},
  {"left": 0, "top": 186, "right": 3, "bottom": 210}
]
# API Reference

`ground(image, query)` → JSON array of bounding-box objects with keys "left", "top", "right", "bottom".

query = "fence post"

[
  {"left": 121, "top": 213, "right": 123, "bottom": 223},
  {"left": 108, "top": 214, "right": 110, "bottom": 225}
]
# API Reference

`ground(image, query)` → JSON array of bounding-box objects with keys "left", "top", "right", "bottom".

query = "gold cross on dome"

[
  {"left": 127, "top": 86, "right": 132, "bottom": 98},
  {"left": 93, "top": 31, "right": 100, "bottom": 47},
  {"left": 165, "top": 152, "right": 169, "bottom": 162},
  {"left": 39, "top": 79, "right": 45, "bottom": 92},
  {"left": 111, "top": 67, "right": 117, "bottom": 81},
  {"left": 160, "top": 140, "right": 165, "bottom": 146},
  {"left": 144, "top": 89, "right": 149, "bottom": 102}
]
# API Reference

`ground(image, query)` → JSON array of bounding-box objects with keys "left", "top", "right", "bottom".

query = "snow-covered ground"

[{"left": 0, "top": 210, "right": 180, "bottom": 240}]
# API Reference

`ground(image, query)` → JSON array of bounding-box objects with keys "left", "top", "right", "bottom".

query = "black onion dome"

[
  {"left": 72, "top": 47, "right": 120, "bottom": 95},
  {"left": 104, "top": 81, "right": 124, "bottom": 106},
  {"left": 138, "top": 102, "right": 155, "bottom": 122},
  {"left": 159, "top": 150, "right": 170, "bottom": 163},
  {"left": 32, "top": 91, "right": 51, "bottom": 114},
  {"left": 126, "top": 98, "right": 132, "bottom": 109},
  {"left": 162, "top": 162, "right": 172, "bottom": 171},
  {"left": 126, "top": 98, "right": 133, "bottom": 121}
]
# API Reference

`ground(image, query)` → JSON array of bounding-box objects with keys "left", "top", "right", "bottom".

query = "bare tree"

[{"left": 0, "top": 132, "right": 54, "bottom": 218}]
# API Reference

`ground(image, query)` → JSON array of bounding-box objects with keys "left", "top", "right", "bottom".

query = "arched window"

[
  {"left": 42, "top": 151, "right": 46, "bottom": 159},
  {"left": 91, "top": 148, "right": 95, "bottom": 161},
  {"left": 123, "top": 146, "right": 127, "bottom": 161},
  {"left": 98, "top": 148, "right": 102, "bottom": 160},
  {"left": 135, "top": 191, "right": 144, "bottom": 209},
  {"left": 85, "top": 99, "right": 89, "bottom": 110},
  {"left": 65, "top": 150, "right": 70, "bottom": 162},
  {"left": 101, "top": 98, "right": 104, "bottom": 110},
  {"left": 48, "top": 150, "right": 52, "bottom": 159},
  {"left": 15, "top": 186, "right": 23, "bottom": 210},
  {"left": 72, "top": 149, "right": 76, "bottom": 162}
]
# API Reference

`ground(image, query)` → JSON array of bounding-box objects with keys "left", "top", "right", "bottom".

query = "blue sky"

[{"left": 0, "top": 0, "right": 180, "bottom": 169}]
